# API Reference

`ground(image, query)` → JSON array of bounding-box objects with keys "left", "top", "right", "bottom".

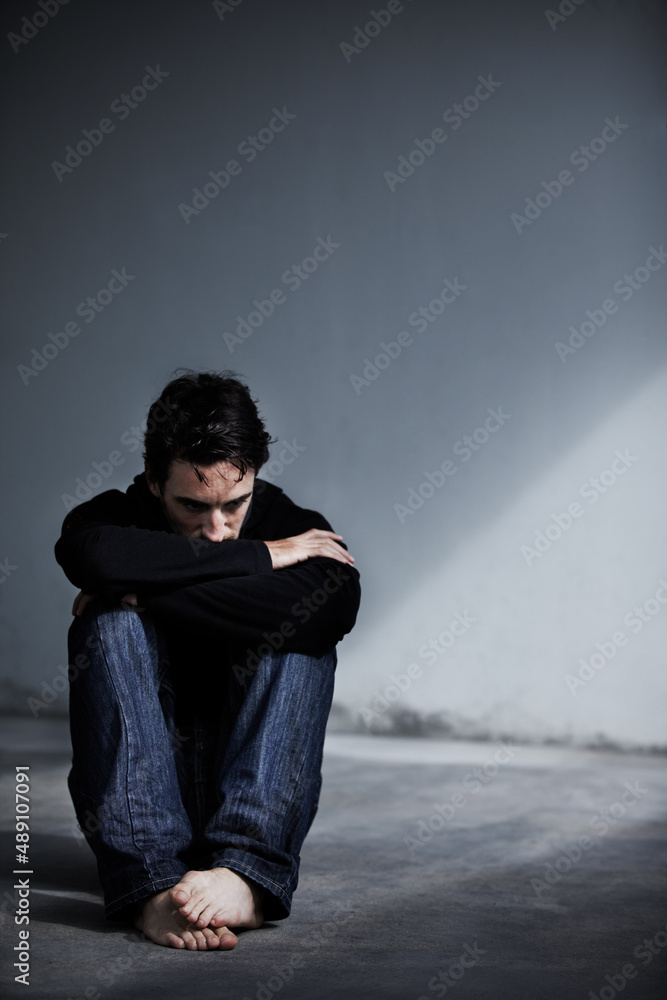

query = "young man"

[{"left": 54, "top": 370, "right": 361, "bottom": 950}]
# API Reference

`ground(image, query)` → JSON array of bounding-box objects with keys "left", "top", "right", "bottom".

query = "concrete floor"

[{"left": 1, "top": 717, "right": 666, "bottom": 1000}]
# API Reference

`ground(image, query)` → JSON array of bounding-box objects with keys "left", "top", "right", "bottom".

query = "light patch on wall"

[{"left": 337, "top": 365, "right": 667, "bottom": 749}]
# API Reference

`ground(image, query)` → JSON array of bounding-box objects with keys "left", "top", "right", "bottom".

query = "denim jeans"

[{"left": 66, "top": 601, "right": 337, "bottom": 922}]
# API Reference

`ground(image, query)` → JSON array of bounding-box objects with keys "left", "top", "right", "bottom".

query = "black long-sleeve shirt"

[{"left": 54, "top": 473, "right": 361, "bottom": 665}]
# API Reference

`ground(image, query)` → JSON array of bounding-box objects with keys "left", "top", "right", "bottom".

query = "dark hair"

[{"left": 143, "top": 369, "right": 274, "bottom": 488}]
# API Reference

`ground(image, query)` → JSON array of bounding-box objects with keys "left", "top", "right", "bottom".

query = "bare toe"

[
  {"left": 192, "top": 929, "right": 210, "bottom": 950},
  {"left": 165, "top": 931, "right": 186, "bottom": 949},
  {"left": 202, "top": 927, "right": 222, "bottom": 948},
  {"left": 156, "top": 869, "right": 262, "bottom": 944},
  {"left": 213, "top": 925, "right": 239, "bottom": 949}
]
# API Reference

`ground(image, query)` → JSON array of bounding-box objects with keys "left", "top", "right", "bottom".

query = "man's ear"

[{"left": 144, "top": 465, "right": 162, "bottom": 498}]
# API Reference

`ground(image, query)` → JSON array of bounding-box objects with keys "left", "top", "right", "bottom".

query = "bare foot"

[
  {"left": 169, "top": 867, "right": 264, "bottom": 931},
  {"left": 133, "top": 887, "right": 239, "bottom": 950}
]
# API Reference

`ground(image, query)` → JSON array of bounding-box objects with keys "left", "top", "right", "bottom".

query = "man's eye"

[{"left": 182, "top": 501, "right": 204, "bottom": 511}]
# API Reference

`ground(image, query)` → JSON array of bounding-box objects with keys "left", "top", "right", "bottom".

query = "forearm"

[
  {"left": 54, "top": 523, "right": 272, "bottom": 599},
  {"left": 142, "top": 557, "right": 361, "bottom": 657}
]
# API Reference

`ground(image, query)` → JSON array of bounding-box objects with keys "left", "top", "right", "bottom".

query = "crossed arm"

[
  {"left": 71, "top": 527, "right": 355, "bottom": 614},
  {"left": 57, "top": 500, "right": 361, "bottom": 656}
]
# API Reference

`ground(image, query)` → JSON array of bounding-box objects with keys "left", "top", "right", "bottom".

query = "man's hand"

[
  {"left": 264, "top": 529, "right": 355, "bottom": 571},
  {"left": 71, "top": 591, "right": 139, "bottom": 615},
  {"left": 72, "top": 591, "right": 98, "bottom": 616}
]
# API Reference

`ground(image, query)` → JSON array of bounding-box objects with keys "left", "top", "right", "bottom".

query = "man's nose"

[{"left": 201, "top": 509, "right": 227, "bottom": 542}]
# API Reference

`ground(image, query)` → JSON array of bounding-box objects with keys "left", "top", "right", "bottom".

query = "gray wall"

[{"left": 1, "top": 0, "right": 666, "bottom": 748}]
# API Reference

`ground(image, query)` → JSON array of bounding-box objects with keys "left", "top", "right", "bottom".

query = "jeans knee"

[{"left": 68, "top": 601, "right": 159, "bottom": 658}]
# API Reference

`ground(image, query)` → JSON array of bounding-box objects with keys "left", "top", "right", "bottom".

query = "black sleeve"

[
  {"left": 55, "top": 481, "right": 361, "bottom": 655},
  {"left": 54, "top": 491, "right": 273, "bottom": 602},
  {"left": 143, "top": 554, "right": 362, "bottom": 658}
]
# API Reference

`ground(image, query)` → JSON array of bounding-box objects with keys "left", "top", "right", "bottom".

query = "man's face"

[{"left": 146, "top": 458, "right": 255, "bottom": 541}]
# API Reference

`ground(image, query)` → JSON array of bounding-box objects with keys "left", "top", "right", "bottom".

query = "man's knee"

[
  {"left": 68, "top": 601, "right": 160, "bottom": 660},
  {"left": 231, "top": 645, "right": 337, "bottom": 688}
]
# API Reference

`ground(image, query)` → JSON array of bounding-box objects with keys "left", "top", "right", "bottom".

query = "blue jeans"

[{"left": 66, "top": 602, "right": 337, "bottom": 922}]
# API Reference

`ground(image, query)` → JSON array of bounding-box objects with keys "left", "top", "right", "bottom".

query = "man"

[{"left": 54, "top": 370, "right": 361, "bottom": 950}]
